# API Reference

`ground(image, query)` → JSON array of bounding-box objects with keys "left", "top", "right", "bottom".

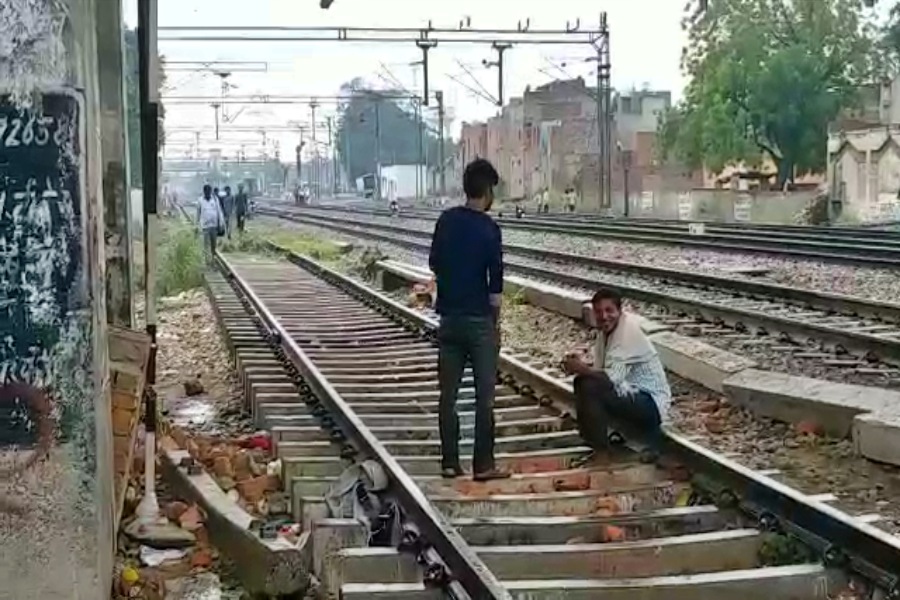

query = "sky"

[{"left": 127, "top": 0, "right": 689, "bottom": 161}]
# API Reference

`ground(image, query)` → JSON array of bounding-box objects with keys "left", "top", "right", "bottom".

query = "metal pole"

[
  {"left": 493, "top": 43, "right": 512, "bottom": 107},
  {"left": 310, "top": 100, "right": 319, "bottom": 199},
  {"left": 374, "top": 100, "right": 382, "bottom": 201},
  {"left": 599, "top": 13, "right": 611, "bottom": 211},
  {"left": 416, "top": 41, "right": 437, "bottom": 106},
  {"left": 328, "top": 116, "right": 338, "bottom": 196},
  {"left": 136, "top": 0, "right": 163, "bottom": 526},
  {"left": 437, "top": 90, "right": 446, "bottom": 196},
  {"left": 345, "top": 123, "right": 352, "bottom": 193},
  {"left": 416, "top": 98, "right": 422, "bottom": 200},
  {"left": 296, "top": 144, "right": 302, "bottom": 203}
]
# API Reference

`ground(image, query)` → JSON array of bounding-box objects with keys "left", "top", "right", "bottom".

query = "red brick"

[
  {"left": 236, "top": 475, "right": 271, "bottom": 504},
  {"left": 212, "top": 456, "right": 233, "bottom": 479}
]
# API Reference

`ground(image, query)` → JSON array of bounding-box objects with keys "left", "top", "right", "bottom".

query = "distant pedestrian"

[
  {"left": 235, "top": 184, "right": 249, "bottom": 234},
  {"left": 196, "top": 184, "right": 225, "bottom": 265},
  {"left": 221, "top": 185, "right": 235, "bottom": 239},
  {"left": 429, "top": 158, "right": 508, "bottom": 482},
  {"left": 565, "top": 187, "right": 577, "bottom": 213},
  {"left": 562, "top": 287, "right": 671, "bottom": 465}
]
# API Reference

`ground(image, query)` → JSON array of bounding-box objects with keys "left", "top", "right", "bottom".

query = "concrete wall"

[
  {"left": 1, "top": 1, "right": 115, "bottom": 598},
  {"left": 614, "top": 188, "right": 817, "bottom": 224},
  {"left": 380, "top": 165, "right": 425, "bottom": 200}
]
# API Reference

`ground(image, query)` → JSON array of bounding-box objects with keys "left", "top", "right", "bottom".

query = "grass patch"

[
  {"left": 504, "top": 286, "right": 528, "bottom": 306},
  {"left": 156, "top": 221, "right": 205, "bottom": 297},
  {"left": 232, "top": 223, "right": 348, "bottom": 265}
]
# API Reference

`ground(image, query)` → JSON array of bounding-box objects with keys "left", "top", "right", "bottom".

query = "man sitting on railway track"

[
  {"left": 563, "top": 288, "right": 671, "bottom": 464},
  {"left": 429, "top": 158, "right": 509, "bottom": 482}
]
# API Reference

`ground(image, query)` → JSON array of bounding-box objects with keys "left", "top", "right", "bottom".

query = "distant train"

[{"left": 356, "top": 173, "right": 377, "bottom": 199}]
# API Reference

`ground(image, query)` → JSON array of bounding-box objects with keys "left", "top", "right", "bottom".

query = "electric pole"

[
  {"left": 416, "top": 98, "right": 423, "bottom": 200},
  {"left": 374, "top": 99, "right": 382, "bottom": 201},
  {"left": 310, "top": 99, "right": 319, "bottom": 199},
  {"left": 327, "top": 115, "right": 337, "bottom": 196},
  {"left": 483, "top": 43, "right": 512, "bottom": 106},
  {"left": 436, "top": 90, "right": 446, "bottom": 197},
  {"left": 587, "top": 13, "right": 611, "bottom": 211},
  {"left": 416, "top": 40, "right": 438, "bottom": 106}
]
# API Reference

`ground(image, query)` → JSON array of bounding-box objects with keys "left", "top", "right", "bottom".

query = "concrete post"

[{"left": 0, "top": 0, "right": 114, "bottom": 597}]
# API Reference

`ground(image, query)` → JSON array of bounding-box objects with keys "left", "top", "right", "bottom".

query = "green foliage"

[
  {"left": 335, "top": 79, "right": 449, "bottom": 181},
  {"left": 759, "top": 533, "right": 816, "bottom": 566},
  {"left": 157, "top": 222, "right": 205, "bottom": 297},
  {"left": 659, "top": 0, "right": 880, "bottom": 185}
]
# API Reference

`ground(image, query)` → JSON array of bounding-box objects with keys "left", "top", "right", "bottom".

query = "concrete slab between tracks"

[
  {"left": 648, "top": 331, "right": 757, "bottom": 393},
  {"left": 723, "top": 369, "right": 897, "bottom": 437},
  {"left": 338, "top": 564, "right": 839, "bottom": 599},
  {"left": 853, "top": 411, "right": 900, "bottom": 467},
  {"left": 158, "top": 438, "right": 310, "bottom": 595}
]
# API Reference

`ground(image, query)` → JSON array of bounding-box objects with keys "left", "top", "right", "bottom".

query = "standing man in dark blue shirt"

[{"left": 429, "top": 159, "right": 509, "bottom": 481}]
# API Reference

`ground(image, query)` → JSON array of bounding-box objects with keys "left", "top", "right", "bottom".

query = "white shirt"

[
  {"left": 593, "top": 312, "right": 672, "bottom": 420},
  {"left": 196, "top": 196, "right": 224, "bottom": 230}
]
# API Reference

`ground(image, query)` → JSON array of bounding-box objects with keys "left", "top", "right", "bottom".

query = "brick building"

[{"left": 456, "top": 79, "right": 677, "bottom": 209}]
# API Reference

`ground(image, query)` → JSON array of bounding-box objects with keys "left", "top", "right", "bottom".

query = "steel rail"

[
  {"left": 258, "top": 206, "right": 900, "bottom": 322},
  {"left": 261, "top": 207, "right": 900, "bottom": 363},
  {"left": 314, "top": 201, "right": 900, "bottom": 241},
  {"left": 213, "top": 251, "right": 511, "bottom": 600},
  {"left": 263, "top": 240, "right": 900, "bottom": 593},
  {"left": 295, "top": 203, "right": 900, "bottom": 266}
]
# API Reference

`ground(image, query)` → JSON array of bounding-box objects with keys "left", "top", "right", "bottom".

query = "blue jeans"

[
  {"left": 574, "top": 372, "right": 661, "bottom": 450},
  {"left": 437, "top": 315, "right": 498, "bottom": 473}
]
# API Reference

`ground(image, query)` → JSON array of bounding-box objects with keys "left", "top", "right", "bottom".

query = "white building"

[{"left": 828, "top": 76, "right": 900, "bottom": 222}]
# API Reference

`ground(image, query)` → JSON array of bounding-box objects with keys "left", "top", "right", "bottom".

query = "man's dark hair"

[
  {"left": 203, "top": 184, "right": 212, "bottom": 194},
  {"left": 224, "top": 185, "right": 231, "bottom": 193},
  {"left": 591, "top": 287, "right": 622, "bottom": 309},
  {"left": 463, "top": 158, "right": 499, "bottom": 200}
]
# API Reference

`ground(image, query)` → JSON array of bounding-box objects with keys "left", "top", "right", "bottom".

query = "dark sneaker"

[
  {"left": 473, "top": 468, "right": 511, "bottom": 482},
  {"left": 441, "top": 466, "right": 464, "bottom": 479}
]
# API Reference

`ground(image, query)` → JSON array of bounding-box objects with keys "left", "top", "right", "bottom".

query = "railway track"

[
  {"left": 256, "top": 205, "right": 900, "bottom": 369},
  {"left": 206, "top": 245, "right": 900, "bottom": 599},
  {"left": 289, "top": 202, "right": 900, "bottom": 267}
]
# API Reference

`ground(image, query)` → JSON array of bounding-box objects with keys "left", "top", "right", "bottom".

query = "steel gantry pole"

[
  {"left": 436, "top": 90, "right": 446, "bottom": 197},
  {"left": 374, "top": 99, "right": 382, "bottom": 201},
  {"left": 586, "top": 13, "right": 611, "bottom": 212},
  {"left": 328, "top": 116, "right": 338, "bottom": 196},
  {"left": 310, "top": 99, "right": 319, "bottom": 199}
]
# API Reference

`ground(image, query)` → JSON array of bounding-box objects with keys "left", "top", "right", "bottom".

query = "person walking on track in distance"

[
  {"left": 562, "top": 287, "right": 671, "bottom": 466},
  {"left": 429, "top": 158, "right": 509, "bottom": 481},
  {"left": 221, "top": 185, "right": 235, "bottom": 239},
  {"left": 197, "top": 184, "right": 225, "bottom": 266},
  {"left": 235, "top": 183, "right": 249, "bottom": 235}
]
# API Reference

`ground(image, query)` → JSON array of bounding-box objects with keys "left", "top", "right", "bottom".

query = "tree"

[
  {"left": 659, "top": 0, "right": 879, "bottom": 185},
  {"left": 335, "top": 79, "right": 447, "bottom": 183},
  {"left": 884, "top": 2, "right": 900, "bottom": 67}
]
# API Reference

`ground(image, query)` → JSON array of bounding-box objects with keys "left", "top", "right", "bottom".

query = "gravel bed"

[
  {"left": 297, "top": 207, "right": 900, "bottom": 305},
  {"left": 156, "top": 290, "right": 254, "bottom": 437},
  {"left": 255, "top": 215, "right": 900, "bottom": 388}
]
